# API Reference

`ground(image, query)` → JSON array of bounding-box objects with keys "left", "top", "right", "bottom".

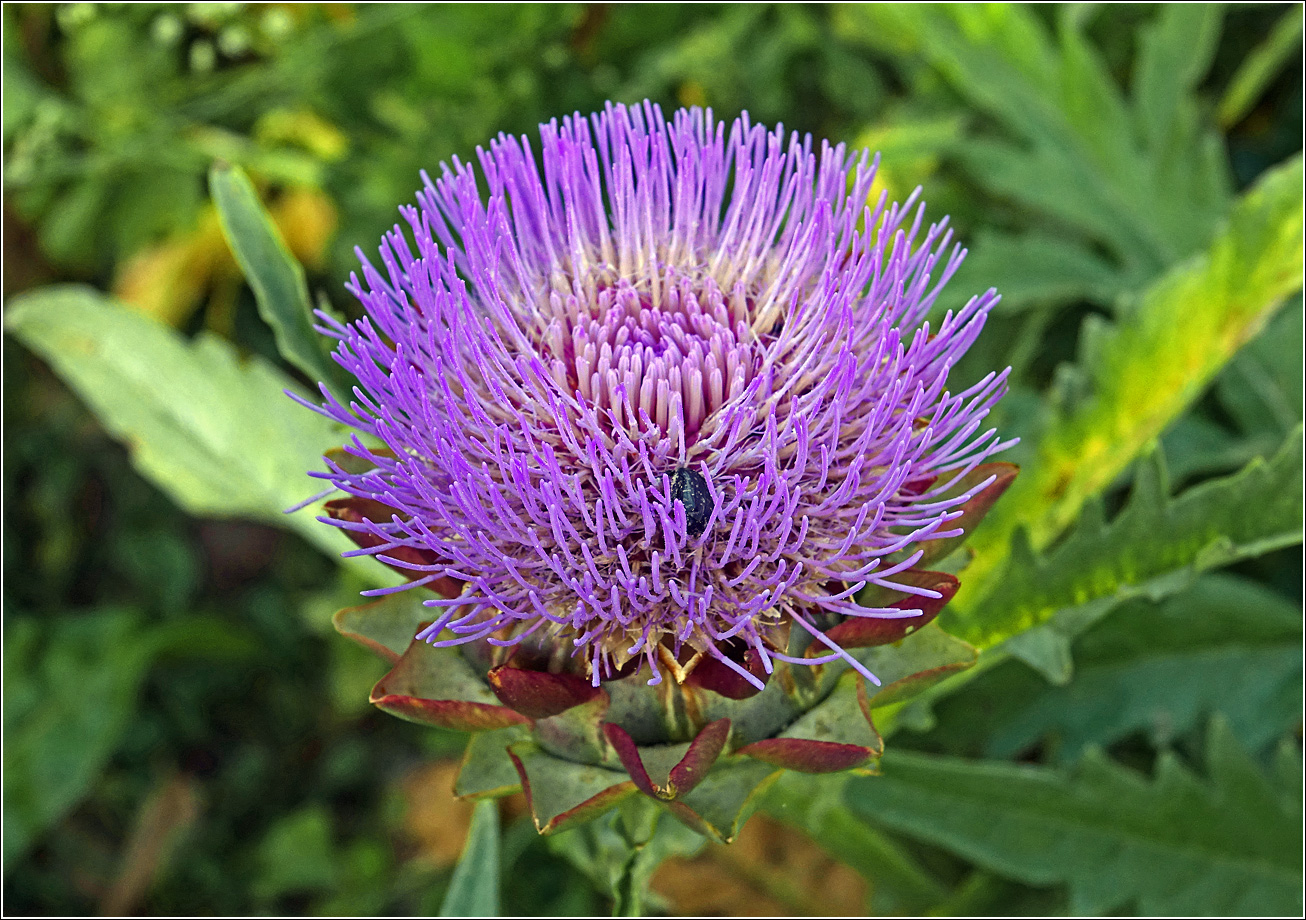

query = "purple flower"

[{"left": 305, "top": 101, "right": 1010, "bottom": 697}]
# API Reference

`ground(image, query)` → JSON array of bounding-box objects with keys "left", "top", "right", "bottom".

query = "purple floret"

[{"left": 302, "top": 101, "right": 1011, "bottom": 689}]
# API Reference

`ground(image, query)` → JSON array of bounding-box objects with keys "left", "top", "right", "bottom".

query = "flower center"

[{"left": 535, "top": 265, "right": 764, "bottom": 443}]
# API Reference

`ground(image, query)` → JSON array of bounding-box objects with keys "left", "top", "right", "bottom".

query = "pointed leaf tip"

[
  {"left": 738, "top": 677, "right": 882, "bottom": 773},
  {"left": 669, "top": 719, "right": 732, "bottom": 793},
  {"left": 371, "top": 638, "right": 529, "bottom": 732},
  {"left": 371, "top": 693, "right": 531, "bottom": 732},
  {"left": 509, "top": 743, "right": 636, "bottom": 835},
  {"left": 669, "top": 758, "right": 781, "bottom": 843},
  {"left": 604, "top": 719, "right": 731, "bottom": 800},
  {"left": 209, "top": 162, "right": 350, "bottom": 392},
  {"left": 737, "top": 737, "right": 881, "bottom": 774}
]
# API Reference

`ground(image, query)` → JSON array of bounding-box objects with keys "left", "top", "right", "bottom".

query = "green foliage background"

[{"left": 3, "top": 3, "right": 1302, "bottom": 915}]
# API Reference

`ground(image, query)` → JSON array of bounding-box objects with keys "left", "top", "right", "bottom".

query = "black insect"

[{"left": 671, "top": 466, "right": 714, "bottom": 538}]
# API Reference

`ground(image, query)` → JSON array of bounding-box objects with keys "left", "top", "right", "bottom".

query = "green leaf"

[
  {"left": 1031, "top": 576, "right": 1300, "bottom": 752},
  {"left": 889, "top": 8, "right": 1221, "bottom": 252},
  {"left": 3, "top": 285, "right": 380, "bottom": 572},
  {"left": 1161, "top": 294, "right": 1304, "bottom": 483},
  {"left": 959, "top": 156, "right": 1304, "bottom": 612},
  {"left": 930, "top": 574, "right": 1301, "bottom": 762},
  {"left": 1272, "top": 737, "right": 1303, "bottom": 812},
  {"left": 439, "top": 799, "right": 501, "bottom": 918},
  {"left": 853, "top": 113, "right": 964, "bottom": 202},
  {"left": 855, "top": 114, "right": 963, "bottom": 163},
  {"left": 839, "top": 5, "right": 1234, "bottom": 309},
  {"left": 949, "top": 427, "right": 1303, "bottom": 652},
  {"left": 209, "top": 162, "right": 350, "bottom": 393},
  {"left": 2, "top": 609, "right": 154, "bottom": 864},
  {"left": 1131, "top": 5, "right": 1223, "bottom": 165},
  {"left": 846, "top": 720, "right": 1303, "bottom": 915},
  {"left": 1158, "top": 412, "right": 1261, "bottom": 485},
  {"left": 1217, "top": 9, "right": 1305, "bottom": 129}
]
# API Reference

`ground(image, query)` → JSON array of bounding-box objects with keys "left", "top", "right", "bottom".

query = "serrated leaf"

[
  {"left": 950, "top": 428, "right": 1303, "bottom": 651},
  {"left": 845, "top": 720, "right": 1303, "bottom": 915},
  {"left": 1131, "top": 5, "right": 1223, "bottom": 169},
  {"left": 849, "top": 6, "right": 1230, "bottom": 266},
  {"left": 209, "top": 163, "right": 349, "bottom": 393},
  {"left": 930, "top": 574, "right": 1301, "bottom": 763},
  {"left": 840, "top": 5, "right": 1241, "bottom": 323},
  {"left": 3, "top": 285, "right": 380, "bottom": 574},
  {"left": 959, "top": 157, "right": 1304, "bottom": 611},
  {"left": 438, "top": 799, "right": 500, "bottom": 917}
]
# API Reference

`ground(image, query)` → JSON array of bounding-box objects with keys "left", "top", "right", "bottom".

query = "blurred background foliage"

[{"left": 3, "top": 3, "right": 1301, "bottom": 915}]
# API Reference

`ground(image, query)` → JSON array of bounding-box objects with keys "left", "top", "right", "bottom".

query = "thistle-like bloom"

[{"left": 308, "top": 101, "right": 1010, "bottom": 698}]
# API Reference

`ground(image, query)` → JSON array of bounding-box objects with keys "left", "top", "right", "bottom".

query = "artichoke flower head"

[{"left": 308, "top": 101, "right": 1016, "bottom": 840}]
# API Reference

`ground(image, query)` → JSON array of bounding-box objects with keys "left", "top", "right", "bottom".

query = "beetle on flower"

[{"left": 305, "top": 101, "right": 1016, "bottom": 839}]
